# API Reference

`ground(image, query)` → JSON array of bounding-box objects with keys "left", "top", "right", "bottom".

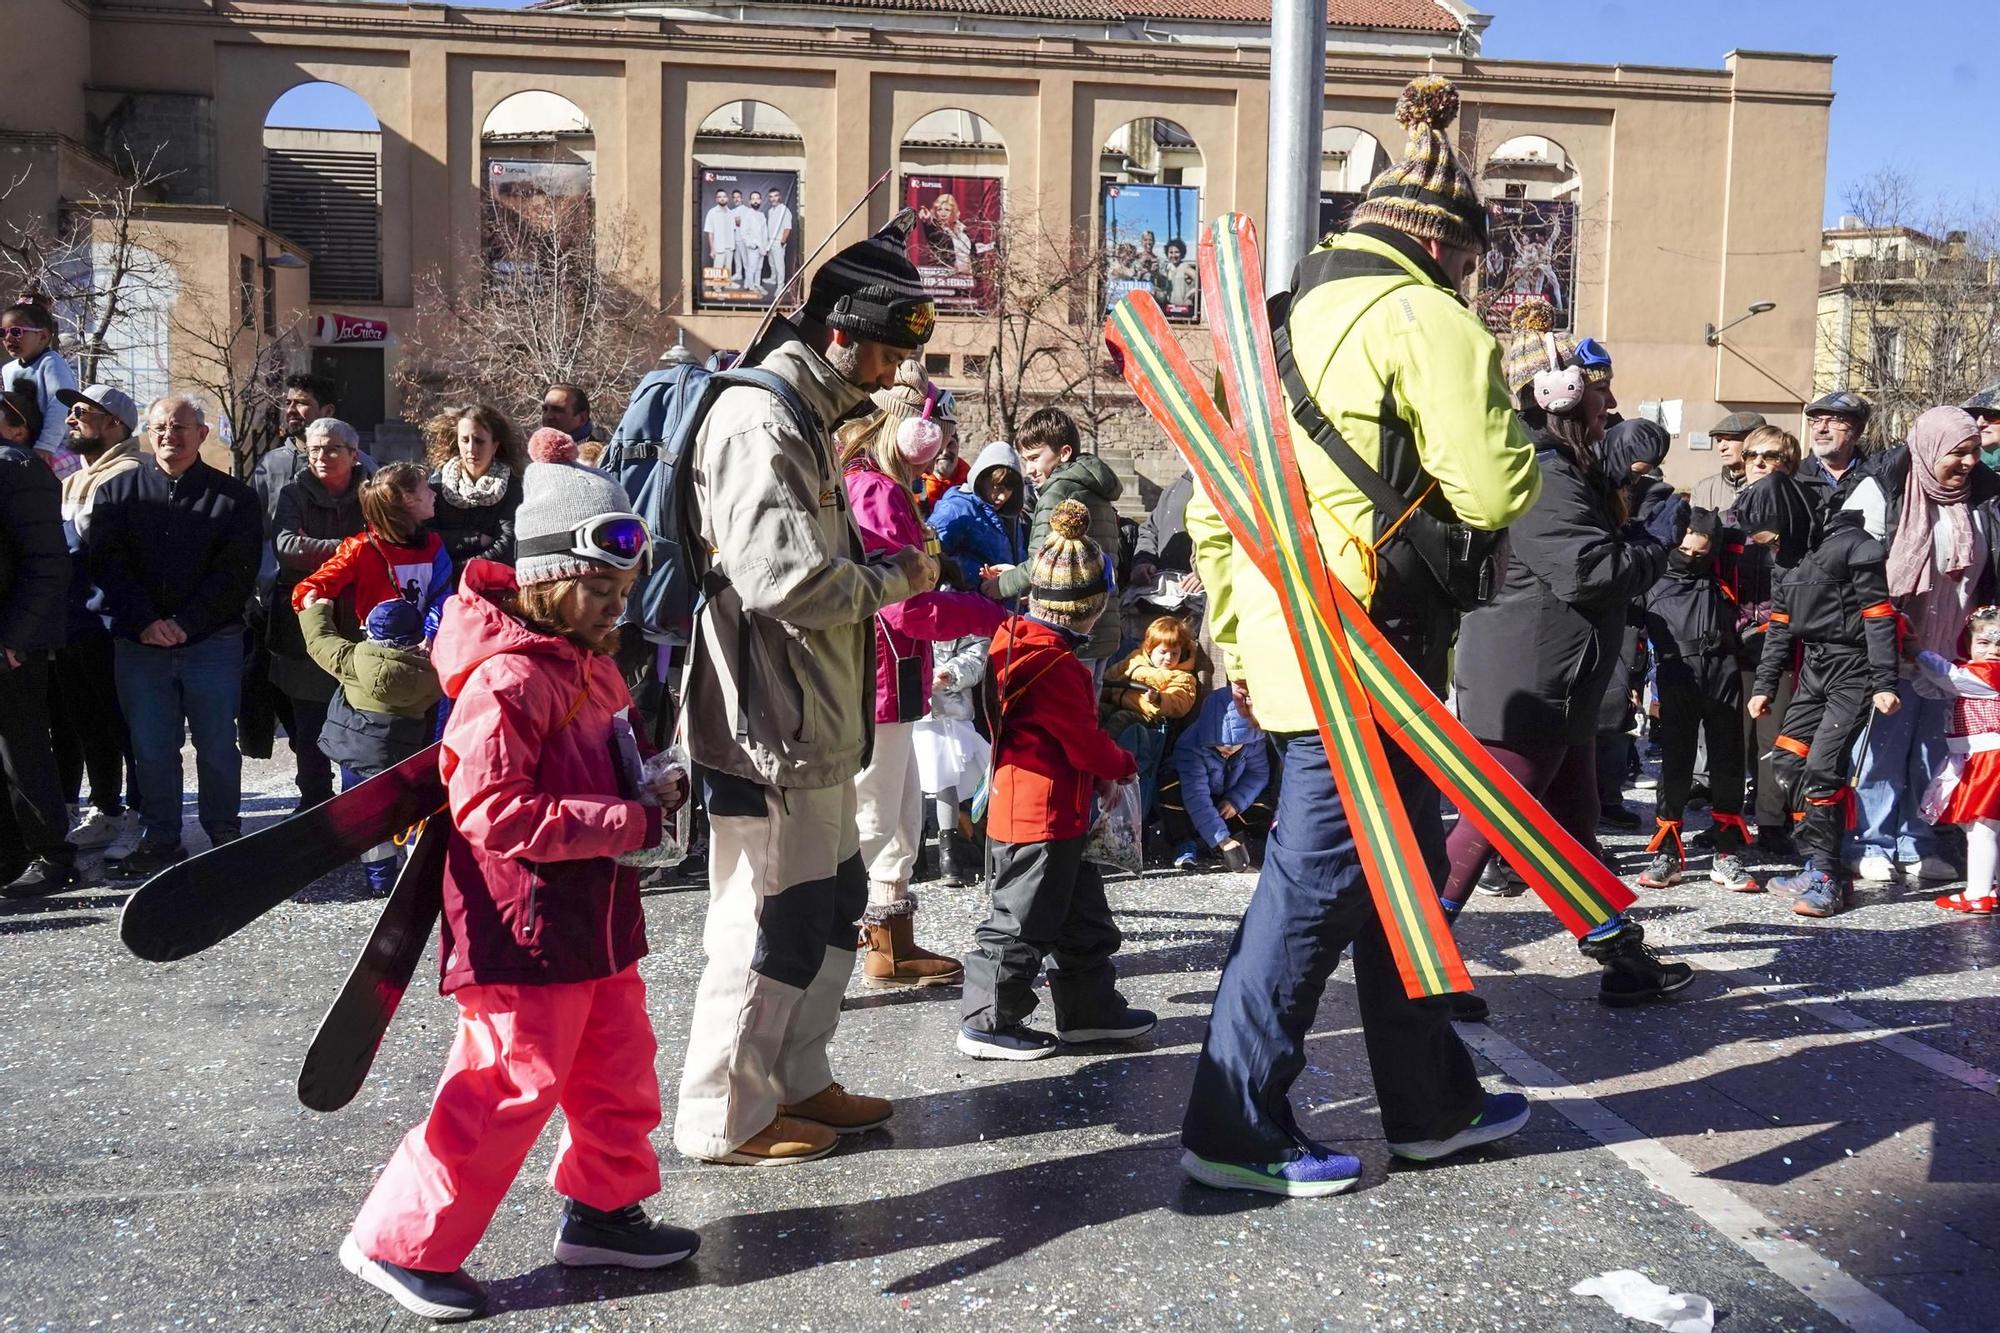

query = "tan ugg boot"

[{"left": 861, "top": 909, "right": 964, "bottom": 989}]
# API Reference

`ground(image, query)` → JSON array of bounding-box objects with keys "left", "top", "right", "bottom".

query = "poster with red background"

[{"left": 901, "top": 175, "right": 1002, "bottom": 313}]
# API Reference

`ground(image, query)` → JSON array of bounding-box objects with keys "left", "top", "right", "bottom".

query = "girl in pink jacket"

[
  {"left": 341, "top": 431, "right": 695, "bottom": 1323},
  {"left": 840, "top": 365, "right": 1005, "bottom": 988}
]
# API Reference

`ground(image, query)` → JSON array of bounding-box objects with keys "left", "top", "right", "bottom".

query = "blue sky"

[{"left": 268, "top": 0, "right": 1968, "bottom": 224}]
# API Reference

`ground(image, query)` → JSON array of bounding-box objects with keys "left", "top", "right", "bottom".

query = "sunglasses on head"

[{"left": 517, "top": 514, "right": 651, "bottom": 571}]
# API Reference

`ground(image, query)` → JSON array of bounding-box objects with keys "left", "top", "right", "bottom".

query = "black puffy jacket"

[
  {"left": 1752, "top": 512, "right": 1900, "bottom": 700},
  {"left": 0, "top": 443, "right": 69, "bottom": 655},
  {"left": 1453, "top": 433, "right": 1668, "bottom": 747}
]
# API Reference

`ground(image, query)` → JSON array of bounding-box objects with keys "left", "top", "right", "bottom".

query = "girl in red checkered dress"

[{"left": 1916, "top": 607, "right": 2000, "bottom": 914}]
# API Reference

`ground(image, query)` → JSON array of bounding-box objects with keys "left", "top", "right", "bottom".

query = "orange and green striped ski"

[
  {"left": 1102, "top": 215, "right": 1632, "bottom": 962},
  {"left": 1197, "top": 215, "right": 1467, "bottom": 999}
]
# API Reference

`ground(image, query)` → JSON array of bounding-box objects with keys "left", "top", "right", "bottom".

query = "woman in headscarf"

[{"left": 1843, "top": 406, "right": 2000, "bottom": 884}]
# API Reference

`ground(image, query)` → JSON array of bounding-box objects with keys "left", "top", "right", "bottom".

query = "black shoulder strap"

[{"left": 1270, "top": 274, "right": 1421, "bottom": 519}]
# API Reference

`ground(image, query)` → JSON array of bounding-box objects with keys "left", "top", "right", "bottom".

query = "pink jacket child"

[
  {"left": 341, "top": 432, "right": 700, "bottom": 1323},
  {"left": 844, "top": 455, "right": 1005, "bottom": 722}
]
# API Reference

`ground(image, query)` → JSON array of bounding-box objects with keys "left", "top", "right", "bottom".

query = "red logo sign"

[{"left": 314, "top": 313, "right": 388, "bottom": 345}]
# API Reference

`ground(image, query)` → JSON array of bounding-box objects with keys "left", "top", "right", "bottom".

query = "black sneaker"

[
  {"left": 1579, "top": 919, "right": 1695, "bottom": 1008},
  {"left": 105, "top": 840, "right": 187, "bottom": 879},
  {"left": 1, "top": 857, "right": 80, "bottom": 899},
  {"left": 1473, "top": 861, "right": 1524, "bottom": 897},
  {"left": 1056, "top": 1006, "right": 1158, "bottom": 1044},
  {"left": 553, "top": 1199, "right": 700, "bottom": 1269},
  {"left": 339, "top": 1235, "right": 484, "bottom": 1321},
  {"left": 1599, "top": 804, "right": 1642, "bottom": 830},
  {"left": 1448, "top": 990, "right": 1489, "bottom": 1023},
  {"left": 207, "top": 827, "right": 242, "bottom": 848},
  {"left": 957, "top": 1023, "right": 1059, "bottom": 1061}
]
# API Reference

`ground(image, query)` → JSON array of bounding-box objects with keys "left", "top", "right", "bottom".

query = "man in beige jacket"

[{"left": 675, "top": 216, "right": 941, "bottom": 1166}]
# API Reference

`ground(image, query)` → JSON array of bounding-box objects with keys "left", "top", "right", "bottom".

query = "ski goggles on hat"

[
  {"left": 517, "top": 514, "right": 652, "bottom": 570},
  {"left": 1573, "top": 338, "right": 1612, "bottom": 371}
]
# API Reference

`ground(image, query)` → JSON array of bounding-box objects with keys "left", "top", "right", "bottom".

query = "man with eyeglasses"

[
  {"left": 49, "top": 385, "right": 144, "bottom": 856},
  {"left": 85, "top": 395, "right": 262, "bottom": 878},
  {"left": 1800, "top": 390, "right": 1875, "bottom": 505},
  {"left": 1689, "top": 410, "right": 1768, "bottom": 515}
]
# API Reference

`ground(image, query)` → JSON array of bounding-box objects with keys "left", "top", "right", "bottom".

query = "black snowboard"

[
  {"left": 119, "top": 743, "right": 448, "bottom": 963},
  {"left": 296, "top": 810, "right": 450, "bottom": 1113}
]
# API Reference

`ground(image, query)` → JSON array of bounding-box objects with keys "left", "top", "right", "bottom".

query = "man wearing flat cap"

[
  {"left": 1690, "top": 410, "right": 1768, "bottom": 514},
  {"left": 675, "top": 213, "right": 942, "bottom": 1168}
]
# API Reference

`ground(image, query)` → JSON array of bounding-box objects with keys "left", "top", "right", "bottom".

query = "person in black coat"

[
  {"left": 424, "top": 405, "right": 524, "bottom": 582},
  {"left": 0, "top": 388, "right": 78, "bottom": 897},
  {"left": 1726, "top": 427, "right": 1821, "bottom": 851},
  {"left": 85, "top": 395, "right": 261, "bottom": 877},
  {"left": 1592, "top": 419, "right": 1681, "bottom": 827},
  {"left": 1444, "top": 304, "right": 1687, "bottom": 1008},
  {"left": 1638, "top": 508, "right": 1754, "bottom": 892}
]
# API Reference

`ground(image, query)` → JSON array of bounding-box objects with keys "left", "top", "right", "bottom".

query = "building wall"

[{"left": 12, "top": 2, "right": 1833, "bottom": 494}]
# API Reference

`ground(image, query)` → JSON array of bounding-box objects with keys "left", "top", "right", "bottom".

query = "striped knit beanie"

[
  {"left": 803, "top": 210, "right": 937, "bottom": 349},
  {"left": 1501, "top": 298, "right": 1579, "bottom": 397},
  {"left": 1027, "top": 499, "right": 1109, "bottom": 634},
  {"left": 1348, "top": 76, "right": 1487, "bottom": 253}
]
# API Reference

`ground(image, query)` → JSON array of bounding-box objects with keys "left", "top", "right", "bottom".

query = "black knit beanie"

[{"left": 803, "top": 210, "right": 937, "bottom": 350}]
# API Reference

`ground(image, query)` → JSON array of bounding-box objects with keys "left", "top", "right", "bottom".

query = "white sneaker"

[
  {"left": 69, "top": 807, "right": 129, "bottom": 850},
  {"left": 1910, "top": 855, "right": 1960, "bottom": 882},
  {"left": 104, "top": 816, "right": 144, "bottom": 859},
  {"left": 1855, "top": 854, "right": 1896, "bottom": 883}
]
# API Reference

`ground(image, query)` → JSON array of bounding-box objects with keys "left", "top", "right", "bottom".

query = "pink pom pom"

[{"left": 527, "top": 427, "right": 579, "bottom": 465}]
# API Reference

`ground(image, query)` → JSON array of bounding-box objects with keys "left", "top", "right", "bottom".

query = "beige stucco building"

[{"left": 3, "top": 0, "right": 1833, "bottom": 490}]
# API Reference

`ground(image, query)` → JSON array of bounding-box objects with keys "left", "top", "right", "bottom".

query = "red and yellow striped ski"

[{"left": 1103, "top": 213, "right": 1632, "bottom": 990}]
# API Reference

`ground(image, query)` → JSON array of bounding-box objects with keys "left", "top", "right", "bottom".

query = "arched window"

[
  {"left": 1100, "top": 118, "right": 1204, "bottom": 322},
  {"left": 263, "top": 82, "right": 382, "bottom": 303},
  {"left": 693, "top": 100, "right": 804, "bottom": 310},
  {"left": 1319, "top": 124, "right": 1388, "bottom": 238},
  {"left": 1478, "top": 135, "right": 1581, "bottom": 330},
  {"left": 480, "top": 91, "right": 596, "bottom": 282},
  {"left": 899, "top": 109, "right": 1007, "bottom": 314}
]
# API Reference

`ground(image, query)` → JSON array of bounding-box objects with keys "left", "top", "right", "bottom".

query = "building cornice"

[{"left": 85, "top": 1, "right": 1828, "bottom": 105}]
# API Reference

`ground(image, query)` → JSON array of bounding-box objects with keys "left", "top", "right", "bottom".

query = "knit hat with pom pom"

[
  {"left": 513, "top": 426, "right": 648, "bottom": 586},
  {"left": 1501, "top": 297, "right": 1580, "bottom": 397},
  {"left": 1348, "top": 75, "right": 1487, "bottom": 253},
  {"left": 1027, "top": 498, "right": 1110, "bottom": 634}
]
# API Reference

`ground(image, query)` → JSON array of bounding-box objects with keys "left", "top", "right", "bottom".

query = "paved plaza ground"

[{"left": 1, "top": 747, "right": 1995, "bottom": 1331}]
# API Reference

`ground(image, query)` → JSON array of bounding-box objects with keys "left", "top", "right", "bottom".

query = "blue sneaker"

[
  {"left": 957, "top": 1024, "right": 1059, "bottom": 1061},
  {"left": 1180, "top": 1144, "right": 1363, "bottom": 1197},
  {"left": 1056, "top": 1006, "right": 1156, "bottom": 1044},
  {"left": 1387, "top": 1091, "right": 1530, "bottom": 1162},
  {"left": 1767, "top": 868, "right": 1814, "bottom": 896},
  {"left": 363, "top": 858, "right": 398, "bottom": 892},
  {"left": 1172, "top": 841, "right": 1200, "bottom": 871},
  {"left": 553, "top": 1199, "right": 699, "bottom": 1269},
  {"left": 1790, "top": 870, "right": 1849, "bottom": 918}
]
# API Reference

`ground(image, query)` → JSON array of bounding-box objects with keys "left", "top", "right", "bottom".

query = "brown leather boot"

[{"left": 861, "top": 910, "right": 964, "bottom": 989}]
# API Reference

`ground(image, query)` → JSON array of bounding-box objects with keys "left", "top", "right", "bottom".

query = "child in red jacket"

[
  {"left": 341, "top": 431, "right": 694, "bottom": 1322},
  {"left": 959, "top": 500, "right": 1152, "bottom": 1061},
  {"left": 295, "top": 461, "right": 452, "bottom": 624}
]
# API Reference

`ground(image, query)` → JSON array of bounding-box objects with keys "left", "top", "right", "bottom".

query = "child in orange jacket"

[{"left": 959, "top": 500, "right": 1151, "bottom": 1061}]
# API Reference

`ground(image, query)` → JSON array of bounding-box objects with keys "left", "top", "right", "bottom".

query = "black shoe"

[
  {"left": 1685, "top": 783, "right": 1710, "bottom": 808},
  {"left": 340, "top": 1235, "right": 484, "bottom": 1321},
  {"left": 553, "top": 1199, "right": 700, "bottom": 1269},
  {"left": 1449, "top": 990, "right": 1490, "bottom": 1023},
  {"left": 1, "top": 857, "right": 80, "bottom": 899},
  {"left": 105, "top": 840, "right": 187, "bottom": 879},
  {"left": 1598, "top": 804, "right": 1642, "bottom": 830},
  {"left": 1579, "top": 919, "right": 1695, "bottom": 1008},
  {"left": 1056, "top": 1005, "right": 1158, "bottom": 1044},
  {"left": 207, "top": 826, "right": 242, "bottom": 848}
]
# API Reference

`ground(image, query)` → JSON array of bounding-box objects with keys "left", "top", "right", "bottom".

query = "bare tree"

[
  {"left": 0, "top": 145, "right": 180, "bottom": 385},
  {"left": 171, "top": 288, "right": 304, "bottom": 479},
  {"left": 1818, "top": 169, "right": 2000, "bottom": 439},
  {"left": 395, "top": 193, "right": 673, "bottom": 425},
  {"left": 971, "top": 207, "right": 1129, "bottom": 448}
]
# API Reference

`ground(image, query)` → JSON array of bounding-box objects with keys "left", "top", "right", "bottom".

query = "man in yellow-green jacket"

[{"left": 1178, "top": 76, "right": 1544, "bottom": 1199}]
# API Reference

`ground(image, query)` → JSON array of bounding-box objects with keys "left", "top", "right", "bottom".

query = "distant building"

[{"left": 4, "top": 0, "right": 1831, "bottom": 490}]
